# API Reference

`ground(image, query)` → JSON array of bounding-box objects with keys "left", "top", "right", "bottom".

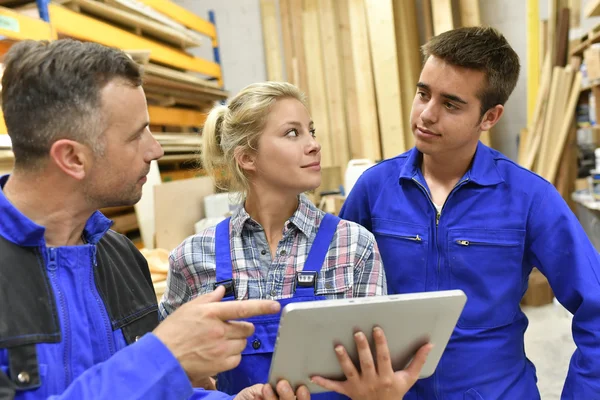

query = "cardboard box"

[{"left": 521, "top": 268, "right": 554, "bottom": 307}]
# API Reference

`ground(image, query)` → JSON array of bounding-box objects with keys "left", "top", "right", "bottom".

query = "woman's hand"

[
  {"left": 311, "top": 327, "right": 433, "bottom": 400},
  {"left": 234, "top": 381, "right": 310, "bottom": 400}
]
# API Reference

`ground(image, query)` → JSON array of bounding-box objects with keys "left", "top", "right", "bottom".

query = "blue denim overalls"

[{"left": 214, "top": 214, "right": 349, "bottom": 399}]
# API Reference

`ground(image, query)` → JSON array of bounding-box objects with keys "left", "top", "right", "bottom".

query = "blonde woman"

[{"left": 159, "top": 82, "right": 431, "bottom": 400}]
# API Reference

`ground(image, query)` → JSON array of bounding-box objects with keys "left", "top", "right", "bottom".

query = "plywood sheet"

[
  {"left": 154, "top": 176, "right": 215, "bottom": 251},
  {"left": 260, "top": 0, "right": 284, "bottom": 81}
]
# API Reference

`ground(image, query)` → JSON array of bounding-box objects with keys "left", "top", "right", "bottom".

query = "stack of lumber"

[
  {"left": 259, "top": 0, "right": 490, "bottom": 191},
  {"left": 518, "top": 0, "right": 581, "bottom": 202}
]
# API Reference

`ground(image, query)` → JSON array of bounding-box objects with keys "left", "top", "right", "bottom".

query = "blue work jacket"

[{"left": 339, "top": 142, "right": 600, "bottom": 400}]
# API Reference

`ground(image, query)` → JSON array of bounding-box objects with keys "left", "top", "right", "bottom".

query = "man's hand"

[
  {"left": 234, "top": 382, "right": 310, "bottom": 400},
  {"left": 153, "top": 286, "right": 280, "bottom": 381},
  {"left": 311, "top": 327, "right": 433, "bottom": 400}
]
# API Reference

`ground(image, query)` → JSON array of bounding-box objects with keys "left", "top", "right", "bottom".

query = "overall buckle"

[
  {"left": 214, "top": 279, "right": 236, "bottom": 298},
  {"left": 296, "top": 271, "right": 318, "bottom": 289}
]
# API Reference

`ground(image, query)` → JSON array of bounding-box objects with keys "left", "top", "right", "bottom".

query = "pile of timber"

[
  {"left": 259, "top": 0, "right": 490, "bottom": 191},
  {"left": 518, "top": 1, "right": 581, "bottom": 199}
]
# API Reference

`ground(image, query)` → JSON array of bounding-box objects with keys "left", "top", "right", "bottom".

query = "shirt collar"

[
  {"left": 0, "top": 174, "right": 113, "bottom": 247},
  {"left": 398, "top": 141, "right": 504, "bottom": 186},
  {"left": 230, "top": 193, "right": 321, "bottom": 238}
]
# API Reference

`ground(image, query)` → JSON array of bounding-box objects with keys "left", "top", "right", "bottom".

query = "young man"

[
  {"left": 0, "top": 39, "right": 286, "bottom": 400},
  {"left": 340, "top": 27, "right": 600, "bottom": 399}
]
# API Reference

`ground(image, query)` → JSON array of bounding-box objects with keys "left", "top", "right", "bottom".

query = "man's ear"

[
  {"left": 48, "top": 139, "right": 92, "bottom": 180},
  {"left": 479, "top": 104, "right": 504, "bottom": 132},
  {"left": 234, "top": 147, "right": 256, "bottom": 173}
]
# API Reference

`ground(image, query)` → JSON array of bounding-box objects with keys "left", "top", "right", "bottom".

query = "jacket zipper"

[
  {"left": 377, "top": 232, "right": 423, "bottom": 241},
  {"left": 90, "top": 246, "right": 116, "bottom": 356},
  {"left": 47, "top": 247, "right": 72, "bottom": 388},
  {"left": 411, "top": 176, "right": 469, "bottom": 400},
  {"left": 456, "top": 239, "right": 515, "bottom": 247}
]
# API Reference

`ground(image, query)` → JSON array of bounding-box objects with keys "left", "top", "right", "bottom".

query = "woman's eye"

[
  {"left": 285, "top": 129, "right": 299, "bottom": 137},
  {"left": 309, "top": 129, "right": 316, "bottom": 137}
]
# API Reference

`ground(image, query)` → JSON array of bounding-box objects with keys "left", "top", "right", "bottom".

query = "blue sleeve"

[
  {"left": 47, "top": 333, "right": 232, "bottom": 400},
  {"left": 526, "top": 183, "right": 600, "bottom": 399},
  {"left": 339, "top": 175, "right": 373, "bottom": 230}
]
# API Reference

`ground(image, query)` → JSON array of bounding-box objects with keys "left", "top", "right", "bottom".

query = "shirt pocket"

[
  {"left": 448, "top": 228, "right": 526, "bottom": 329},
  {"left": 315, "top": 264, "right": 353, "bottom": 298},
  {"left": 372, "top": 219, "right": 429, "bottom": 293}
]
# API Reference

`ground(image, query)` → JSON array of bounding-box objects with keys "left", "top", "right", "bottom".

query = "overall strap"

[
  {"left": 295, "top": 213, "right": 340, "bottom": 297},
  {"left": 214, "top": 218, "right": 236, "bottom": 300}
]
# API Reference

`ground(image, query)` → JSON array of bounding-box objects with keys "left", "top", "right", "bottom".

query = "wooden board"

[
  {"left": 458, "top": 0, "right": 481, "bottom": 26},
  {"left": 536, "top": 66, "right": 566, "bottom": 175},
  {"left": 365, "top": 0, "right": 406, "bottom": 159},
  {"left": 154, "top": 176, "right": 215, "bottom": 251},
  {"left": 279, "top": 0, "right": 295, "bottom": 83},
  {"left": 570, "top": 0, "right": 581, "bottom": 28},
  {"left": 143, "top": 75, "right": 227, "bottom": 99},
  {"left": 134, "top": 159, "right": 161, "bottom": 249},
  {"left": 260, "top": 0, "right": 284, "bottom": 82},
  {"left": 349, "top": 0, "right": 381, "bottom": 161},
  {"left": 585, "top": 0, "right": 600, "bottom": 17},
  {"left": 65, "top": 0, "right": 201, "bottom": 49},
  {"left": 527, "top": 0, "right": 540, "bottom": 125},
  {"left": 421, "top": 0, "right": 434, "bottom": 42},
  {"left": 302, "top": 0, "right": 333, "bottom": 168},
  {"left": 335, "top": 1, "right": 362, "bottom": 161},
  {"left": 103, "top": 0, "right": 186, "bottom": 31},
  {"left": 555, "top": 7, "right": 570, "bottom": 67},
  {"left": 545, "top": 71, "right": 582, "bottom": 183},
  {"left": 143, "top": 63, "right": 223, "bottom": 90},
  {"left": 431, "top": 0, "right": 453, "bottom": 36},
  {"left": 289, "top": 0, "right": 309, "bottom": 96},
  {"left": 394, "top": 0, "right": 421, "bottom": 150},
  {"left": 548, "top": 0, "right": 558, "bottom": 67},
  {"left": 318, "top": 0, "right": 350, "bottom": 170}
]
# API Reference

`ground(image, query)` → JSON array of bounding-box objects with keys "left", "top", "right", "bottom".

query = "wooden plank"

[
  {"left": 289, "top": 0, "right": 309, "bottom": 96},
  {"left": 527, "top": 0, "right": 540, "bottom": 125},
  {"left": 260, "top": 0, "right": 284, "bottom": 81},
  {"left": 570, "top": 0, "right": 581, "bottom": 29},
  {"left": 302, "top": 0, "right": 333, "bottom": 168},
  {"left": 279, "top": 0, "right": 295, "bottom": 83},
  {"left": 554, "top": 125, "right": 578, "bottom": 211},
  {"left": 394, "top": 0, "right": 421, "bottom": 150},
  {"left": 335, "top": 0, "right": 362, "bottom": 161},
  {"left": 134, "top": 160, "right": 161, "bottom": 249},
  {"left": 554, "top": 7, "right": 570, "bottom": 67},
  {"left": 365, "top": 0, "right": 406, "bottom": 159},
  {"left": 143, "top": 64, "right": 222, "bottom": 89},
  {"left": 548, "top": 0, "right": 558, "bottom": 67},
  {"left": 66, "top": 0, "right": 201, "bottom": 48},
  {"left": 154, "top": 177, "right": 215, "bottom": 251},
  {"left": 148, "top": 106, "right": 206, "bottom": 127},
  {"left": 458, "top": 0, "right": 481, "bottom": 26},
  {"left": 142, "top": 74, "right": 227, "bottom": 99},
  {"left": 536, "top": 66, "right": 565, "bottom": 175},
  {"left": 318, "top": 0, "right": 350, "bottom": 169},
  {"left": 349, "top": 0, "right": 381, "bottom": 161},
  {"left": 431, "top": 0, "right": 453, "bottom": 36},
  {"left": 545, "top": 72, "right": 582, "bottom": 183},
  {"left": 585, "top": 0, "right": 600, "bottom": 17},
  {"left": 421, "top": 0, "right": 434, "bottom": 42}
]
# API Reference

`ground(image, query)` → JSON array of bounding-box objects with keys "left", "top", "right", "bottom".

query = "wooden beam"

[
  {"left": 458, "top": 0, "right": 481, "bottom": 26},
  {"left": 421, "top": 0, "right": 434, "bottom": 41},
  {"left": 260, "top": 0, "right": 284, "bottom": 81},
  {"left": 548, "top": 0, "right": 558, "bottom": 67},
  {"left": 394, "top": 0, "right": 421, "bottom": 150},
  {"left": 335, "top": 0, "right": 362, "bottom": 161},
  {"left": 0, "top": 5, "right": 56, "bottom": 41},
  {"left": 546, "top": 71, "right": 582, "bottom": 183},
  {"left": 365, "top": 0, "right": 405, "bottom": 159},
  {"left": 527, "top": 0, "right": 540, "bottom": 125},
  {"left": 302, "top": 0, "right": 333, "bottom": 168},
  {"left": 289, "top": 0, "right": 309, "bottom": 96},
  {"left": 554, "top": 7, "right": 570, "bottom": 67},
  {"left": 349, "top": 0, "right": 381, "bottom": 161},
  {"left": 431, "top": 0, "right": 453, "bottom": 36},
  {"left": 585, "top": 0, "right": 600, "bottom": 17},
  {"left": 279, "top": 0, "right": 295, "bottom": 83},
  {"left": 318, "top": 0, "right": 350, "bottom": 169},
  {"left": 134, "top": 0, "right": 216, "bottom": 40},
  {"left": 148, "top": 106, "right": 207, "bottom": 127}
]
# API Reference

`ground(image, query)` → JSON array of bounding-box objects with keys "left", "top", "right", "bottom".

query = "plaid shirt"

[{"left": 159, "top": 194, "right": 386, "bottom": 319}]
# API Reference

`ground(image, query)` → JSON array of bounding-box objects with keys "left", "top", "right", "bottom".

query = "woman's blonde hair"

[{"left": 201, "top": 81, "right": 307, "bottom": 194}]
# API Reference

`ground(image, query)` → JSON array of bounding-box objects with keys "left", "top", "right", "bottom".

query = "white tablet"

[{"left": 268, "top": 290, "right": 467, "bottom": 394}]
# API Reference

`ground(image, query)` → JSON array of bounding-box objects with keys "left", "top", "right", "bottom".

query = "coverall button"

[
  {"left": 252, "top": 339, "right": 261, "bottom": 350},
  {"left": 17, "top": 371, "right": 30, "bottom": 384}
]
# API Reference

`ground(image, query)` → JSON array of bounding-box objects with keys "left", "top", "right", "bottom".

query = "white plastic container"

[
  {"left": 344, "top": 159, "right": 375, "bottom": 197},
  {"left": 595, "top": 148, "right": 600, "bottom": 171}
]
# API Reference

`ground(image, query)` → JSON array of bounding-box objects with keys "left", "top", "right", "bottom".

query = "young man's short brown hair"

[
  {"left": 422, "top": 26, "right": 520, "bottom": 117},
  {"left": 2, "top": 39, "right": 143, "bottom": 169}
]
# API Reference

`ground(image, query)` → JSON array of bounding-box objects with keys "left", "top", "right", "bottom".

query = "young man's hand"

[
  {"left": 311, "top": 327, "right": 433, "bottom": 400},
  {"left": 234, "top": 382, "right": 310, "bottom": 400}
]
